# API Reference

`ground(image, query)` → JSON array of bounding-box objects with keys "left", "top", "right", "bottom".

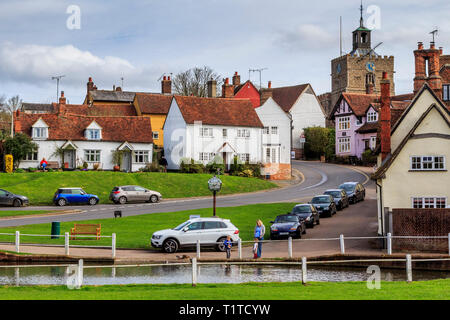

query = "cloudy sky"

[{"left": 0, "top": 0, "right": 449, "bottom": 104}]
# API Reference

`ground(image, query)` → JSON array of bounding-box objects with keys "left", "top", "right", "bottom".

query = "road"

[{"left": 0, "top": 161, "right": 374, "bottom": 228}]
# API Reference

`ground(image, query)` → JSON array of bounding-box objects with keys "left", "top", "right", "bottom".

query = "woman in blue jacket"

[{"left": 254, "top": 220, "right": 265, "bottom": 258}]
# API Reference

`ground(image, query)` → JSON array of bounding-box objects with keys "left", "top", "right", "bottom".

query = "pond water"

[{"left": 0, "top": 264, "right": 449, "bottom": 286}]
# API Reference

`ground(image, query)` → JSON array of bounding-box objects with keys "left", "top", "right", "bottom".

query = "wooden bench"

[
  {"left": 46, "top": 161, "right": 60, "bottom": 169},
  {"left": 70, "top": 224, "right": 101, "bottom": 240}
]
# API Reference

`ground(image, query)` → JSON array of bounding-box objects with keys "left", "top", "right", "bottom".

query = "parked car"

[
  {"left": 53, "top": 188, "right": 99, "bottom": 206},
  {"left": 290, "top": 204, "right": 320, "bottom": 228},
  {"left": 338, "top": 182, "right": 365, "bottom": 204},
  {"left": 310, "top": 195, "right": 337, "bottom": 217},
  {"left": 151, "top": 217, "right": 240, "bottom": 253},
  {"left": 324, "top": 189, "right": 350, "bottom": 210},
  {"left": 110, "top": 185, "right": 162, "bottom": 204},
  {"left": 269, "top": 214, "right": 306, "bottom": 240},
  {"left": 0, "top": 189, "right": 29, "bottom": 207}
]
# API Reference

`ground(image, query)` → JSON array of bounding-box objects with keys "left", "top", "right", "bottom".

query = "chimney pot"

[
  {"left": 430, "top": 42, "right": 435, "bottom": 49},
  {"left": 418, "top": 42, "right": 423, "bottom": 50},
  {"left": 439, "top": 47, "right": 443, "bottom": 55},
  {"left": 168, "top": 76, "right": 171, "bottom": 81},
  {"left": 268, "top": 81, "right": 272, "bottom": 89},
  {"left": 225, "top": 78, "right": 229, "bottom": 85},
  {"left": 161, "top": 75, "right": 172, "bottom": 94},
  {"left": 88, "top": 77, "right": 92, "bottom": 82}
]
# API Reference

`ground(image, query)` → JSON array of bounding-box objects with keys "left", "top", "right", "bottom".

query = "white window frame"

[
  {"left": 32, "top": 127, "right": 47, "bottom": 140},
  {"left": 370, "top": 136, "right": 377, "bottom": 150},
  {"left": 86, "top": 129, "right": 101, "bottom": 140},
  {"left": 199, "top": 152, "right": 215, "bottom": 161},
  {"left": 338, "top": 116, "right": 350, "bottom": 130},
  {"left": 85, "top": 150, "right": 101, "bottom": 163},
  {"left": 271, "top": 126, "right": 278, "bottom": 135},
  {"left": 238, "top": 153, "right": 250, "bottom": 163},
  {"left": 237, "top": 129, "right": 250, "bottom": 138},
  {"left": 134, "top": 150, "right": 149, "bottom": 164},
  {"left": 264, "top": 147, "right": 280, "bottom": 163},
  {"left": 410, "top": 156, "right": 446, "bottom": 171},
  {"left": 263, "top": 127, "right": 270, "bottom": 135},
  {"left": 338, "top": 137, "right": 351, "bottom": 153},
  {"left": 23, "top": 150, "right": 38, "bottom": 161},
  {"left": 411, "top": 197, "right": 447, "bottom": 208},
  {"left": 200, "top": 127, "right": 213, "bottom": 137},
  {"left": 443, "top": 84, "right": 450, "bottom": 102},
  {"left": 222, "top": 129, "right": 227, "bottom": 137},
  {"left": 152, "top": 132, "right": 159, "bottom": 140},
  {"left": 367, "top": 110, "right": 378, "bottom": 123}
]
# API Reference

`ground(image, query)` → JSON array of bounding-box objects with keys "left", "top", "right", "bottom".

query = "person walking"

[
  {"left": 254, "top": 220, "right": 265, "bottom": 258},
  {"left": 223, "top": 235, "right": 232, "bottom": 259},
  {"left": 159, "top": 156, "right": 168, "bottom": 173}
]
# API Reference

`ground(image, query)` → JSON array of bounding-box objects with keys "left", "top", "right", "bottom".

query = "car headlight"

[
  {"left": 152, "top": 235, "right": 162, "bottom": 240},
  {"left": 289, "top": 227, "right": 297, "bottom": 231}
]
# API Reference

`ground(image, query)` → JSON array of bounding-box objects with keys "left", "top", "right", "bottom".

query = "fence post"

[
  {"left": 238, "top": 239, "right": 242, "bottom": 259},
  {"left": 196, "top": 240, "right": 201, "bottom": 259},
  {"left": 406, "top": 254, "right": 412, "bottom": 283},
  {"left": 448, "top": 233, "right": 450, "bottom": 256},
  {"left": 288, "top": 237, "right": 293, "bottom": 259},
  {"left": 65, "top": 232, "right": 70, "bottom": 256},
  {"left": 301, "top": 256, "right": 307, "bottom": 285},
  {"left": 387, "top": 233, "right": 392, "bottom": 255},
  {"left": 15, "top": 231, "right": 20, "bottom": 253},
  {"left": 192, "top": 257, "right": 197, "bottom": 287},
  {"left": 112, "top": 233, "right": 116, "bottom": 259},
  {"left": 77, "top": 259, "right": 84, "bottom": 289},
  {"left": 339, "top": 234, "right": 345, "bottom": 254}
]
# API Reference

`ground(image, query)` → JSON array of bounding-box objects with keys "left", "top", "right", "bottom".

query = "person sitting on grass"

[
  {"left": 40, "top": 158, "right": 48, "bottom": 171},
  {"left": 223, "top": 235, "right": 233, "bottom": 259}
]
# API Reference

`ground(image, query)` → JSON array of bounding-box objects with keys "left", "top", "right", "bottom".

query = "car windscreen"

[
  {"left": 339, "top": 184, "right": 355, "bottom": 192},
  {"left": 112, "top": 187, "right": 119, "bottom": 192},
  {"left": 173, "top": 221, "right": 190, "bottom": 231},
  {"left": 292, "top": 206, "right": 311, "bottom": 214},
  {"left": 312, "top": 196, "right": 330, "bottom": 203},
  {"left": 325, "top": 191, "right": 341, "bottom": 198},
  {"left": 275, "top": 216, "right": 298, "bottom": 223}
]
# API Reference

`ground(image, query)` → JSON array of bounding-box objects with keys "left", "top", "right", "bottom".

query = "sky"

[{"left": 0, "top": 0, "right": 449, "bottom": 104}]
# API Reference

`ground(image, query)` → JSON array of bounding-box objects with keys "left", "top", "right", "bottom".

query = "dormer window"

[
  {"left": 31, "top": 118, "right": 49, "bottom": 140},
  {"left": 85, "top": 121, "right": 102, "bottom": 140},
  {"left": 367, "top": 110, "right": 378, "bottom": 123}
]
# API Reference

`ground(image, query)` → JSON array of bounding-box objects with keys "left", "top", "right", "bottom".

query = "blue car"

[
  {"left": 53, "top": 188, "right": 99, "bottom": 206},
  {"left": 269, "top": 214, "right": 306, "bottom": 240}
]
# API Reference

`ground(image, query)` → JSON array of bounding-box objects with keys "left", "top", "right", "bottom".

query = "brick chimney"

[
  {"left": 366, "top": 83, "right": 374, "bottom": 94},
  {"left": 260, "top": 81, "right": 273, "bottom": 105},
  {"left": 87, "top": 77, "right": 95, "bottom": 95},
  {"left": 222, "top": 78, "right": 234, "bottom": 98},
  {"left": 380, "top": 72, "right": 391, "bottom": 161},
  {"left": 161, "top": 76, "right": 172, "bottom": 95},
  {"left": 14, "top": 110, "right": 21, "bottom": 132},
  {"left": 414, "top": 41, "right": 443, "bottom": 98},
  {"left": 59, "top": 91, "right": 66, "bottom": 105},
  {"left": 232, "top": 72, "right": 241, "bottom": 87},
  {"left": 207, "top": 78, "right": 217, "bottom": 98}
]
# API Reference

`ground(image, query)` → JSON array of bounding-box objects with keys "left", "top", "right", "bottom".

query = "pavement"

[{"left": 0, "top": 161, "right": 382, "bottom": 261}]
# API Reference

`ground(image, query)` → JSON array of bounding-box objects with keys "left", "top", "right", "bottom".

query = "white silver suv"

[{"left": 151, "top": 217, "right": 240, "bottom": 253}]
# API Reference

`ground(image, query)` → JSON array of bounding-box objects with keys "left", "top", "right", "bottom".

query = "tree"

[
  {"left": 2, "top": 95, "right": 22, "bottom": 136},
  {"left": 303, "top": 126, "right": 335, "bottom": 160},
  {"left": 3, "top": 133, "right": 38, "bottom": 168},
  {"left": 172, "top": 66, "right": 222, "bottom": 97}
]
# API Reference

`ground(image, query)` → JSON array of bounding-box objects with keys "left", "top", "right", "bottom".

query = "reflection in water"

[{"left": 0, "top": 264, "right": 448, "bottom": 286}]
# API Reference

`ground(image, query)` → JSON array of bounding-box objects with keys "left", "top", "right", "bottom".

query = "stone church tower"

[{"left": 319, "top": 5, "right": 395, "bottom": 125}]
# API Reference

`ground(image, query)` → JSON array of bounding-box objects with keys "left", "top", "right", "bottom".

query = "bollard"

[
  {"left": 238, "top": 239, "right": 242, "bottom": 259},
  {"left": 387, "top": 233, "right": 392, "bottom": 255},
  {"left": 196, "top": 240, "right": 201, "bottom": 259},
  {"left": 15, "top": 231, "right": 20, "bottom": 253},
  {"left": 406, "top": 254, "right": 412, "bottom": 283},
  {"left": 77, "top": 259, "right": 84, "bottom": 289},
  {"left": 288, "top": 237, "right": 293, "bottom": 259},
  {"left": 112, "top": 233, "right": 116, "bottom": 259},
  {"left": 302, "top": 257, "right": 307, "bottom": 285},
  {"left": 65, "top": 232, "right": 70, "bottom": 256},
  {"left": 339, "top": 234, "right": 345, "bottom": 254},
  {"left": 192, "top": 257, "right": 197, "bottom": 287}
]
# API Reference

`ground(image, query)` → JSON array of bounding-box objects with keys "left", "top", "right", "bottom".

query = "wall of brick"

[{"left": 392, "top": 208, "right": 450, "bottom": 253}]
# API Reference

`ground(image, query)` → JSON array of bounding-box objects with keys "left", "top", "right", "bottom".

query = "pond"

[{"left": 0, "top": 264, "right": 449, "bottom": 286}]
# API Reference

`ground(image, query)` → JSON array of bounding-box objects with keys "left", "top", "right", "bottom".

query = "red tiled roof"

[
  {"left": 173, "top": 95, "right": 263, "bottom": 127},
  {"left": 342, "top": 93, "right": 380, "bottom": 116},
  {"left": 271, "top": 84, "right": 309, "bottom": 112},
  {"left": 134, "top": 93, "right": 173, "bottom": 114},
  {"left": 355, "top": 121, "right": 378, "bottom": 134},
  {"left": 62, "top": 104, "right": 137, "bottom": 117},
  {"left": 391, "top": 93, "right": 414, "bottom": 101},
  {"left": 15, "top": 113, "right": 152, "bottom": 143}
]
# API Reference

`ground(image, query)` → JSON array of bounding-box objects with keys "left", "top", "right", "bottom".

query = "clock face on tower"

[{"left": 366, "top": 62, "right": 375, "bottom": 72}]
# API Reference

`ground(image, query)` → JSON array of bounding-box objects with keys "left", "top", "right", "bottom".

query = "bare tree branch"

[{"left": 172, "top": 66, "right": 222, "bottom": 97}]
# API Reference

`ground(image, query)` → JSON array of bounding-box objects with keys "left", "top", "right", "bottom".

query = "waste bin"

[{"left": 51, "top": 221, "right": 60, "bottom": 239}]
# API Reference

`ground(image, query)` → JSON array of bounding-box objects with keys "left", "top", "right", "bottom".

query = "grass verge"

[
  {"left": 0, "top": 171, "right": 277, "bottom": 205},
  {"left": 0, "top": 280, "right": 448, "bottom": 300},
  {"left": 0, "top": 210, "right": 52, "bottom": 218}
]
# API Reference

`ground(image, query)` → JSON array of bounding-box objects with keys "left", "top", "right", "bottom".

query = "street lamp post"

[{"left": 208, "top": 171, "right": 222, "bottom": 217}]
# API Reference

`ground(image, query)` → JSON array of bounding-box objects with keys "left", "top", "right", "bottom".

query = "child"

[
  {"left": 223, "top": 235, "right": 232, "bottom": 259},
  {"left": 253, "top": 238, "right": 259, "bottom": 259}
]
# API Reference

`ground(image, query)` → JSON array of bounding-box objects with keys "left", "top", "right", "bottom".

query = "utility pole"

[
  {"left": 249, "top": 68, "right": 268, "bottom": 90},
  {"left": 51, "top": 75, "right": 65, "bottom": 102}
]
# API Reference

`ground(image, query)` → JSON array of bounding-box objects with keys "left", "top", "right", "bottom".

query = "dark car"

[
  {"left": 338, "top": 182, "right": 365, "bottom": 204},
  {"left": 310, "top": 195, "right": 337, "bottom": 217},
  {"left": 0, "top": 189, "right": 29, "bottom": 207},
  {"left": 269, "top": 214, "right": 306, "bottom": 240},
  {"left": 53, "top": 188, "right": 99, "bottom": 206},
  {"left": 324, "top": 189, "right": 350, "bottom": 210},
  {"left": 291, "top": 204, "right": 320, "bottom": 228}
]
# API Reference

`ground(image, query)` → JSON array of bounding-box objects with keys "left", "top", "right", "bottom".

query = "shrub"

[
  {"left": 362, "top": 149, "right": 377, "bottom": 165},
  {"left": 48, "top": 168, "right": 54, "bottom": 172},
  {"left": 15, "top": 168, "right": 25, "bottom": 173},
  {"left": 93, "top": 163, "right": 100, "bottom": 171},
  {"left": 82, "top": 162, "right": 88, "bottom": 169},
  {"left": 238, "top": 169, "right": 253, "bottom": 177},
  {"left": 243, "top": 162, "right": 262, "bottom": 178},
  {"left": 28, "top": 167, "right": 37, "bottom": 172},
  {"left": 206, "top": 155, "right": 225, "bottom": 174},
  {"left": 180, "top": 159, "right": 205, "bottom": 174},
  {"left": 140, "top": 162, "right": 164, "bottom": 172},
  {"left": 229, "top": 156, "right": 244, "bottom": 176}
]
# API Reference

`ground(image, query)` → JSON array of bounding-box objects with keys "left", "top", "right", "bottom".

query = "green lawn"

[
  {"left": 0, "top": 203, "right": 295, "bottom": 249},
  {"left": 0, "top": 280, "right": 448, "bottom": 300},
  {"left": 0, "top": 210, "right": 51, "bottom": 218},
  {"left": 0, "top": 171, "right": 277, "bottom": 205}
]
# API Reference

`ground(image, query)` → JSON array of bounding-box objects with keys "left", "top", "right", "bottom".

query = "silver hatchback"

[{"left": 110, "top": 185, "right": 162, "bottom": 204}]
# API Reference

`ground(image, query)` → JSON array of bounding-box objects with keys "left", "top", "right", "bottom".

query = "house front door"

[
  {"left": 64, "top": 150, "right": 75, "bottom": 169},
  {"left": 222, "top": 152, "right": 228, "bottom": 172},
  {"left": 121, "top": 151, "right": 131, "bottom": 172}
]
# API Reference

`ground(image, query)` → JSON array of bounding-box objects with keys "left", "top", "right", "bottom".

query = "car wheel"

[
  {"left": 13, "top": 199, "right": 22, "bottom": 207},
  {"left": 89, "top": 197, "right": 98, "bottom": 205},
  {"left": 162, "top": 239, "right": 179, "bottom": 253},
  {"left": 316, "top": 217, "right": 320, "bottom": 225},
  {"left": 150, "top": 195, "right": 159, "bottom": 203},
  {"left": 302, "top": 227, "right": 306, "bottom": 235},
  {"left": 216, "top": 237, "right": 227, "bottom": 252},
  {"left": 57, "top": 198, "right": 66, "bottom": 206},
  {"left": 296, "top": 229, "right": 302, "bottom": 239},
  {"left": 119, "top": 196, "right": 127, "bottom": 205}
]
